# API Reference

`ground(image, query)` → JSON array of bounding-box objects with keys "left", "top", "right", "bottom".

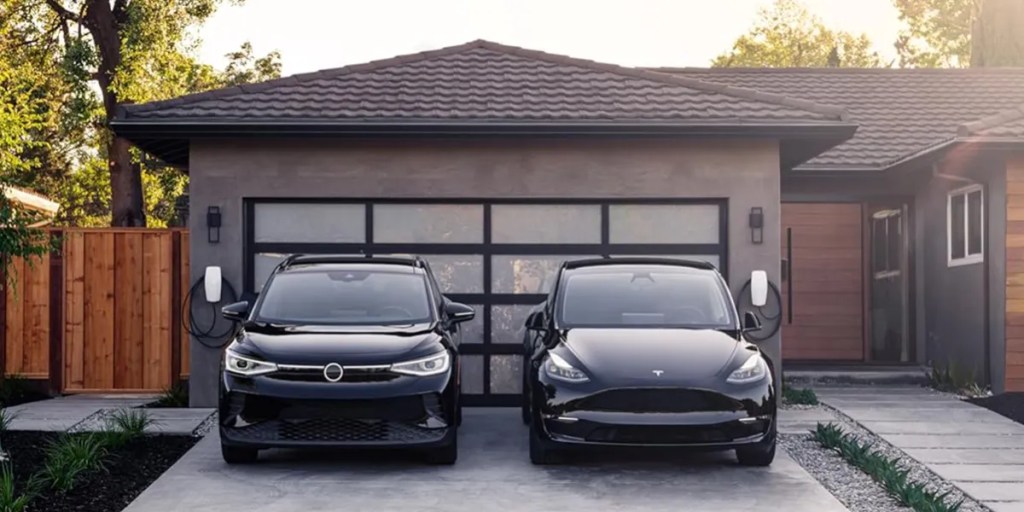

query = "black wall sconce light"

[
  {"left": 207, "top": 206, "right": 221, "bottom": 244},
  {"left": 749, "top": 207, "right": 764, "bottom": 244}
]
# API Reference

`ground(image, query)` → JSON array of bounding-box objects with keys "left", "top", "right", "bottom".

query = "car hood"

[
  {"left": 239, "top": 324, "right": 443, "bottom": 365},
  {"left": 562, "top": 328, "right": 741, "bottom": 382}
]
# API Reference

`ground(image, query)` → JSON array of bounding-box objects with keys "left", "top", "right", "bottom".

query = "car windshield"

[
  {"left": 255, "top": 268, "right": 433, "bottom": 325},
  {"left": 557, "top": 267, "right": 736, "bottom": 329}
]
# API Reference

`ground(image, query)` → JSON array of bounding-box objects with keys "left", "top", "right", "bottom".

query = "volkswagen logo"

[
  {"left": 323, "top": 363, "right": 344, "bottom": 382},
  {"left": 652, "top": 370, "right": 664, "bottom": 377}
]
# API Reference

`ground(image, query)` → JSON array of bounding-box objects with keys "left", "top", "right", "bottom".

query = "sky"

[{"left": 198, "top": 0, "right": 904, "bottom": 75}]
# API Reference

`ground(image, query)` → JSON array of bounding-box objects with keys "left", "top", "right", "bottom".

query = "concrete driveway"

[{"left": 125, "top": 409, "right": 846, "bottom": 512}]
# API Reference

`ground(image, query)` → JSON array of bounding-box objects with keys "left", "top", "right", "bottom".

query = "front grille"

[
  {"left": 226, "top": 418, "right": 447, "bottom": 444},
  {"left": 270, "top": 366, "right": 398, "bottom": 383},
  {"left": 238, "top": 396, "right": 428, "bottom": 423},
  {"left": 585, "top": 421, "right": 764, "bottom": 444},
  {"left": 573, "top": 389, "right": 743, "bottom": 413}
]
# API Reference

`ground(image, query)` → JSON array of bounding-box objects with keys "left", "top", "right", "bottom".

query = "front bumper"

[
  {"left": 219, "top": 369, "right": 455, "bottom": 449},
  {"left": 536, "top": 381, "right": 775, "bottom": 448}
]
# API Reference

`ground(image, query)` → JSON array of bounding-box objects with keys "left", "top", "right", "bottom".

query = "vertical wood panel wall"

[
  {"left": 3, "top": 229, "right": 190, "bottom": 392},
  {"left": 1007, "top": 156, "right": 1024, "bottom": 392}
]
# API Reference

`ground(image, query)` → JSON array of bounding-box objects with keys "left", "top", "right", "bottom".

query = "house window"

[{"left": 947, "top": 185, "right": 984, "bottom": 266}]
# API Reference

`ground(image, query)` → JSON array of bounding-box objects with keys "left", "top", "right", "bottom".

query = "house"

[{"left": 112, "top": 40, "right": 1024, "bottom": 407}]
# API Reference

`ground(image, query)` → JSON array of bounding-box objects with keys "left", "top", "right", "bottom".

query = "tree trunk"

[
  {"left": 972, "top": 0, "right": 1024, "bottom": 67},
  {"left": 83, "top": 0, "right": 146, "bottom": 226}
]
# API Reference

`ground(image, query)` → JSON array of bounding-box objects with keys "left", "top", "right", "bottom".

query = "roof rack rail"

[
  {"left": 278, "top": 254, "right": 425, "bottom": 271},
  {"left": 562, "top": 257, "right": 716, "bottom": 271}
]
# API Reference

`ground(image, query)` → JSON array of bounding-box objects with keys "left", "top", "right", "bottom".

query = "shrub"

[
  {"left": 103, "top": 408, "right": 156, "bottom": 447},
  {"left": 928, "top": 362, "right": 985, "bottom": 396},
  {"left": 154, "top": 384, "right": 188, "bottom": 408},
  {"left": 782, "top": 383, "right": 819, "bottom": 405},
  {"left": 0, "top": 410, "right": 16, "bottom": 434},
  {"left": 813, "top": 423, "right": 963, "bottom": 512},
  {"left": 42, "top": 434, "right": 108, "bottom": 493},
  {"left": 0, "top": 463, "right": 34, "bottom": 512}
]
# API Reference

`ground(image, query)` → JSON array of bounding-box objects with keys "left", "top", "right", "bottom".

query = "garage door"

[{"left": 245, "top": 199, "right": 727, "bottom": 406}]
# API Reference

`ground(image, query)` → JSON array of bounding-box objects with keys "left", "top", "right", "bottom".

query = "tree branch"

[{"left": 44, "top": 0, "right": 81, "bottom": 22}]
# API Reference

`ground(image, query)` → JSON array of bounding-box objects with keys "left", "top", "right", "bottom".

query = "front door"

[{"left": 781, "top": 203, "right": 865, "bottom": 361}]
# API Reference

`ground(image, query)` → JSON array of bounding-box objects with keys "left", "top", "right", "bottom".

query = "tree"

[
  {"left": 894, "top": 0, "right": 1024, "bottom": 67},
  {"left": 713, "top": 0, "right": 883, "bottom": 67},
  {"left": 3, "top": 0, "right": 281, "bottom": 227}
]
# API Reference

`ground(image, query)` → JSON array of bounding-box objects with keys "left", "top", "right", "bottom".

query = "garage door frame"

[{"left": 243, "top": 197, "right": 729, "bottom": 406}]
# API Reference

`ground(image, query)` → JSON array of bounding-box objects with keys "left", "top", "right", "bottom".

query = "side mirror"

[
  {"left": 750, "top": 270, "right": 768, "bottom": 307},
  {"left": 221, "top": 301, "right": 250, "bottom": 323},
  {"left": 525, "top": 311, "right": 547, "bottom": 331},
  {"left": 742, "top": 311, "right": 762, "bottom": 333},
  {"left": 445, "top": 301, "right": 476, "bottom": 323}
]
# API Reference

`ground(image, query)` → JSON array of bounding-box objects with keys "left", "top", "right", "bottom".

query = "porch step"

[{"left": 784, "top": 365, "right": 929, "bottom": 386}]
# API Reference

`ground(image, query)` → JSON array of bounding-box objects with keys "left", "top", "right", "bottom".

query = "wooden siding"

[
  {"left": 1007, "top": 156, "right": 1024, "bottom": 391},
  {"left": 781, "top": 203, "right": 865, "bottom": 361},
  {"left": 4, "top": 229, "right": 190, "bottom": 392}
]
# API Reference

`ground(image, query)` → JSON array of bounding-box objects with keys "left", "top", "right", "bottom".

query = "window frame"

[{"left": 946, "top": 184, "right": 984, "bottom": 268}]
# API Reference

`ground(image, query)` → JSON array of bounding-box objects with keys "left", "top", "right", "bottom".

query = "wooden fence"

[{"left": 3, "top": 229, "right": 190, "bottom": 393}]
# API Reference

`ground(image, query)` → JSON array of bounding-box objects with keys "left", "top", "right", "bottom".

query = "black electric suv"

[
  {"left": 522, "top": 258, "right": 776, "bottom": 465},
  {"left": 218, "top": 255, "right": 474, "bottom": 464}
]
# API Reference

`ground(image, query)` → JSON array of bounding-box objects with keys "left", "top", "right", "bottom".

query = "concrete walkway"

[
  {"left": 819, "top": 386, "right": 1024, "bottom": 512},
  {"left": 5, "top": 395, "right": 214, "bottom": 435},
  {"left": 125, "top": 408, "right": 848, "bottom": 512}
]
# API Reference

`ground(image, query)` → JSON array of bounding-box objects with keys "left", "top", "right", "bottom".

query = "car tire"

[
  {"left": 221, "top": 443, "right": 258, "bottom": 464},
  {"left": 529, "top": 423, "right": 563, "bottom": 465},
  {"left": 425, "top": 433, "right": 458, "bottom": 465},
  {"left": 735, "top": 424, "right": 776, "bottom": 467}
]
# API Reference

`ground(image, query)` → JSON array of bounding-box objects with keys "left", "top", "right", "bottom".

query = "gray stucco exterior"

[{"left": 186, "top": 137, "right": 784, "bottom": 406}]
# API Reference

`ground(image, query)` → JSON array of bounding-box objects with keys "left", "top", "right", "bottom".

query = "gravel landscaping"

[
  {"left": 780, "top": 404, "right": 987, "bottom": 512},
  {"left": 4, "top": 431, "right": 198, "bottom": 512},
  {"left": 969, "top": 392, "right": 1024, "bottom": 425}
]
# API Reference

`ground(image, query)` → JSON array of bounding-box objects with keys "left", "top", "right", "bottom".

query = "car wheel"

[
  {"left": 529, "top": 423, "right": 563, "bottom": 465},
  {"left": 425, "top": 432, "right": 458, "bottom": 465},
  {"left": 735, "top": 425, "right": 776, "bottom": 467},
  {"left": 221, "top": 443, "right": 258, "bottom": 464}
]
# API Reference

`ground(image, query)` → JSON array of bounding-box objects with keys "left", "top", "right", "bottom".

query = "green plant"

[
  {"left": 41, "top": 434, "right": 108, "bottom": 493},
  {"left": 812, "top": 422, "right": 963, "bottom": 512},
  {"left": 928, "top": 361, "right": 986, "bottom": 396},
  {"left": 0, "top": 463, "right": 35, "bottom": 512},
  {"left": 103, "top": 408, "right": 156, "bottom": 447},
  {"left": 154, "top": 383, "right": 189, "bottom": 408},
  {"left": 0, "top": 410, "right": 16, "bottom": 434},
  {"left": 782, "top": 383, "right": 819, "bottom": 405},
  {"left": 0, "top": 376, "right": 30, "bottom": 407}
]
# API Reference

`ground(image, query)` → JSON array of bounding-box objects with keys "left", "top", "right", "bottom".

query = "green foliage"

[
  {"left": 0, "top": 409, "right": 16, "bottom": 434},
  {"left": 813, "top": 422, "right": 963, "bottom": 512},
  {"left": 713, "top": 0, "right": 884, "bottom": 67},
  {"left": 222, "top": 42, "right": 283, "bottom": 87},
  {"left": 42, "top": 434, "right": 108, "bottom": 493},
  {"left": 0, "top": 464, "right": 35, "bottom": 512},
  {"left": 155, "top": 383, "right": 189, "bottom": 408},
  {"left": 103, "top": 408, "right": 156, "bottom": 446},
  {"left": 782, "top": 383, "right": 819, "bottom": 405},
  {"left": 927, "top": 361, "right": 985, "bottom": 396},
  {"left": 894, "top": 0, "right": 975, "bottom": 67}
]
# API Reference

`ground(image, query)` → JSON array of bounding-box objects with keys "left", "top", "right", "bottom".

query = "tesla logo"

[{"left": 652, "top": 370, "right": 664, "bottom": 376}]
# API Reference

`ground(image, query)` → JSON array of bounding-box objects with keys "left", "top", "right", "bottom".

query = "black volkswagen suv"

[
  {"left": 218, "top": 255, "right": 474, "bottom": 464},
  {"left": 522, "top": 258, "right": 776, "bottom": 465}
]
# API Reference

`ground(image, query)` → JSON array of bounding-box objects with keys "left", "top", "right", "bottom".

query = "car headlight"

[
  {"left": 224, "top": 349, "right": 278, "bottom": 377},
  {"left": 544, "top": 353, "right": 589, "bottom": 383},
  {"left": 727, "top": 354, "right": 767, "bottom": 384},
  {"left": 391, "top": 351, "right": 450, "bottom": 376}
]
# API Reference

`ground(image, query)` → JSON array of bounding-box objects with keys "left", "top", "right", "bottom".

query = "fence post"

[
  {"left": 48, "top": 230, "right": 64, "bottom": 394},
  {"left": 0, "top": 256, "right": 6, "bottom": 379},
  {"left": 171, "top": 230, "right": 182, "bottom": 387}
]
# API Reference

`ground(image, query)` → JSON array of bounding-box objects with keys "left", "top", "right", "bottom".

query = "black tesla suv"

[
  {"left": 218, "top": 255, "right": 474, "bottom": 464},
  {"left": 522, "top": 258, "right": 776, "bottom": 465}
]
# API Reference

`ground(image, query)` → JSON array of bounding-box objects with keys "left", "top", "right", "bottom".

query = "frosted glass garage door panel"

[
  {"left": 491, "top": 304, "right": 543, "bottom": 344},
  {"left": 254, "top": 203, "right": 365, "bottom": 243},
  {"left": 461, "top": 355, "right": 484, "bottom": 394},
  {"left": 455, "top": 305, "right": 484, "bottom": 344},
  {"left": 420, "top": 254, "right": 483, "bottom": 294},
  {"left": 609, "top": 204, "right": 720, "bottom": 244},
  {"left": 373, "top": 204, "right": 483, "bottom": 243},
  {"left": 491, "top": 204, "right": 601, "bottom": 243},
  {"left": 491, "top": 256, "right": 596, "bottom": 294},
  {"left": 490, "top": 355, "right": 522, "bottom": 394},
  {"left": 253, "top": 253, "right": 289, "bottom": 291}
]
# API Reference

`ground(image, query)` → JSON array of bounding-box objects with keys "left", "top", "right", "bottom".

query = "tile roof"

[
  {"left": 653, "top": 67, "right": 1024, "bottom": 170},
  {"left": 120, "top": 40, "right": 846, "bottom": 125},
  {"left": 960, "top": 104, "right": 1024, "bottom": 138}
]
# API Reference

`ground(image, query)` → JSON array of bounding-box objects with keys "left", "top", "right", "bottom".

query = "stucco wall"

[{"left": 186, "top": 137, "right": 783, "bottom": 406}]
